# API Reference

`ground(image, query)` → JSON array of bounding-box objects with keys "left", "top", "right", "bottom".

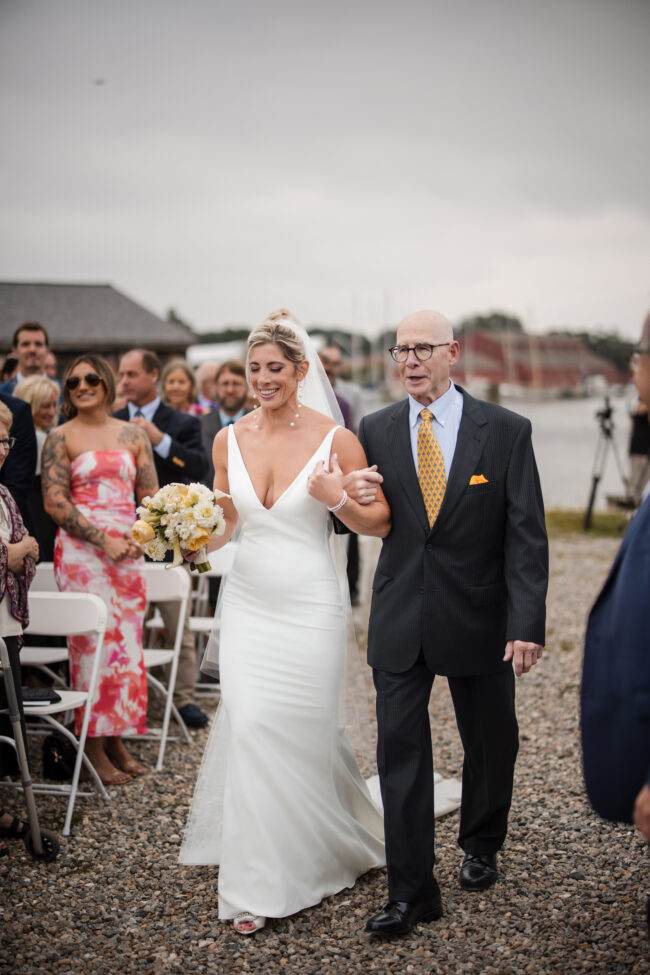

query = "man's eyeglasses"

[
  {"left": 65, "top": 372, "right": 103, "bottom": 391},
  {"left": 0, "top": 437, "right": 16, "bottom": 451},
  {"left": 629, "top": 347, "right": 650, "bottom": 372},
  {"left": 388, "top": 343, "right": 451, "bottom": 363}
]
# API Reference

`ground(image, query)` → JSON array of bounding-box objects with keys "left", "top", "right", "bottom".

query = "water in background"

[
  {"left": 361, "top": 392, "right": 634, "bottom": 511},
  {"left": 509, "top": 395, "right": 631, "bottom": 510}
]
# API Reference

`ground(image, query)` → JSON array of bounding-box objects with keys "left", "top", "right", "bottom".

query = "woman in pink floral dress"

[{"left": 42, "top": 355, "right": 159, "bottom": 785}]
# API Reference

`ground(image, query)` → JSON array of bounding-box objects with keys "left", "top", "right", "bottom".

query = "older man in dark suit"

[
  {"left": 347, "top": 310, "right": 548, "bottom": 937},
  {"left": 115, "top": 348, "right": 209, "bottom": 728}
]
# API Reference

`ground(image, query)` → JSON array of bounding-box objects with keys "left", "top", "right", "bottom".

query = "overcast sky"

[{"left": 1, "top": 0, "right": 648, "bottom": 337}]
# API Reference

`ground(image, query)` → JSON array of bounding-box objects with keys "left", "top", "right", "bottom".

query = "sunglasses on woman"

[{"left": 65, "top": 372, "right": 103, "bottom": 391}]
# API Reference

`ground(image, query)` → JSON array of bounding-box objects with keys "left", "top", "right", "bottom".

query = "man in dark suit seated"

[
  {"left": 582, "top": 310, "right": 650, "bottom": 935},
  {"left": 115, "top": 348, "right": 209, "bottom": 728},
  {"left": 345, "top": 309, "right": 548, "bottom": 937},
  {"left": 200, "top": 360, "right": 251, "bottom": 489},
  {"left": 0, "top": 391, "right": 37, "bottom": 536}
]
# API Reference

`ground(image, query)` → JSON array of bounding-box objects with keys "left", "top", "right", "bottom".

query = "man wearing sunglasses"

[
  {"left": 115, "top": 348, "right": 210, "bottom": 729},
  {"left": 582, "top": 312, "right": 650, "bottom": 935},
  {"left": 344, "top": 309, "right": 548, "bottom": 937}
]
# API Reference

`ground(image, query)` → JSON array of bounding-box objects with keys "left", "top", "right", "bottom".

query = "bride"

[{"left": 180, "top": 310, "right": 391, "bottom": 934}]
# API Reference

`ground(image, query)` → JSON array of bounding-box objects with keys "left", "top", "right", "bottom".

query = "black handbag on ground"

[{"left": 42, "top": 727, "right": 77, "bottom": 781}]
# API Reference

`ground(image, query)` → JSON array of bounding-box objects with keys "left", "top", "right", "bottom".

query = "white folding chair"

[
  {"left": 3, "top": 591, "right": 110, "bottom": 837},
  {"left": 144, "top": 543, "right": 237, "bottom": 699},
  {"left": 136, "top": 564, "right": 192, "bottom": 771},
  {"left": 20, "top": 562, "right": 69, "bottom": 688},
  {"left": 192, "top": 542, "right": 239, "bottom": 617}
]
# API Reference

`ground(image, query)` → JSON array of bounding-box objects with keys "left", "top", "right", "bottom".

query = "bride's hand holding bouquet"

[{"left": 131, "top": 482, "right": 230, "bottom": 573}]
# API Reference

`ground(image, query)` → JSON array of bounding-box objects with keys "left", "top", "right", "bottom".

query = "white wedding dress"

[{"left": 180, "top": 424, "right": 385, "bottom": 919}]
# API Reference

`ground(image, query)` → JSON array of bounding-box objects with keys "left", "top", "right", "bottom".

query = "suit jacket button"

[
  {"left": 418, "top": 586, "right": 424, "bottom": 594},
  {"left": 426, "top": 543, "right": 433, "bottom": 551}
]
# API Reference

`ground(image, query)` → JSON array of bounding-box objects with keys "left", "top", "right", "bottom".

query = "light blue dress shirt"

[
  {"left": 218, "top": 408, "right": 246, "bottom": 427},
  {"left": 127, "top": 397, "right": 172, "bottom": 459},
  {"left": 408, "top": 381, "right": 464, "bottom": 479}
]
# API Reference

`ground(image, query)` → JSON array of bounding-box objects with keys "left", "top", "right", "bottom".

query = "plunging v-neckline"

[{"left": 230, "top": 426, "right": 338, "bottom": 512}]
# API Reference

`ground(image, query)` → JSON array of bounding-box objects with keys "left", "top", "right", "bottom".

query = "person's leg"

[
  {"left": 373, "top": 656, "right": 437, "bottom": 902},
  {"left": 155, "top": 593, "right": 208, "bottom": 726},
  {"left": 346, "top": 532, "right": 360, "bottom": 604},
  {"left": 103, "top": 735, "right": 146, "bottom": 776},
  {"left": 83, "top": 736, "right": 131, "bottom": 785},
  {"left": 0, "top": 636, "right": 24, "bottom": 777},
  {"left": 447, "top": 668, "right": 519, "bottom": 856}
]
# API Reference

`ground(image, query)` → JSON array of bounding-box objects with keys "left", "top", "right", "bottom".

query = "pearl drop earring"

[{"left": 290, "top": 380, "right": 304, "bottom": 428}]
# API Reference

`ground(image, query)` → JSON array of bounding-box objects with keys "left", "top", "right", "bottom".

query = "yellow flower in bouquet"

[{"left": 132, "top": 482, "right": 230, "bottom": 573}]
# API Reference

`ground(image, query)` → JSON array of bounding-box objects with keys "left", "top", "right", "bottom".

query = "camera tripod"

[{"left": 583, "top": 396, "right": 630, "bottom": 530}]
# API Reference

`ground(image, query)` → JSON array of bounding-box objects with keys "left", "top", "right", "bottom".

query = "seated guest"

[
  {"left": 42, "top": 354, "right": 158, "bottom": 784},
  {"left": 161, "top": 359, "right": 205, "bottom": 417},
  {"left": 13, "top": 375, "right": 60, "bottom": 561},
  {"left": 0, "top": 400, "right": 39, "bottom": 837},
  {"left": 0, "top": 392, "right": 37, "bottom": 536}
]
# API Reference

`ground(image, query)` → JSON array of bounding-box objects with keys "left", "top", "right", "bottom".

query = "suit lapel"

[
  {"left": 430, "top": 388, "right": 488, "bottom": 534},
  {"left": 388, "top": 401, "right": 429, "bottom": 529},
  {"left": 152, "top": 402, "right": 168, "bottom": 428}
]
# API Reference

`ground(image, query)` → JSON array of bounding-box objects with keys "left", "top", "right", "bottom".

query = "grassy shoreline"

[{"left": 545, "top": 507, "right": 630, "bottom": 537}]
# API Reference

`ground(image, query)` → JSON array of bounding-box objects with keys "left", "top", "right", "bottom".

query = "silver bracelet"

[{"left": 327, "top": 490, "right": 348, "bottom": 513}]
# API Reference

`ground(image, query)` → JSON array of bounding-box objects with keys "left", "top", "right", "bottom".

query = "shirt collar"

[
  {"left": 219, "top": 408, "right": 245, "bottom": 426},
  {"left": 408, "top": 380, "right": 457, "bottom": 428},
  {"left": 128, "top": 396, "right": 160, "bottom": 421}
]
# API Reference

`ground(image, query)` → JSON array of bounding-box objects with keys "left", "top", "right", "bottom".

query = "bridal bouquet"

[{"left": 132, "top": 482, "right": 229, "bottom": 573}]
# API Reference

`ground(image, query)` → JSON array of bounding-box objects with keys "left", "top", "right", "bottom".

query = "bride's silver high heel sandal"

[{"left": 233, "top": 912, "right": 266, "bottom": 935}]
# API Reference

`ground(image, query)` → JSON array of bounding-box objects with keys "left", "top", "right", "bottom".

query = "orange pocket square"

[{"left": 469, "top": 474, "right": 488, "bottom": 485}]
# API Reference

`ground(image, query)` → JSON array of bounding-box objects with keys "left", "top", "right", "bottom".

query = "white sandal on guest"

[{"left": 233, "top": 912, "right": 266, "bottom": 935}]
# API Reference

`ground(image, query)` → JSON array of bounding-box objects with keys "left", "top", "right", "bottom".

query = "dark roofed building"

[{"left": 0, "top": 282, "right": 194, "bottom": 369}]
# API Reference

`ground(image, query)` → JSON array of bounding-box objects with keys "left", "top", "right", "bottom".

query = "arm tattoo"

[
  {"left": 116, "top": 424, "right": 142, "bottom": 449},
  {"left": 41, "top": 430, "right": 105, "bottom": 548},
  {"left": 134, "top": 434, "right": 159, "bottom": 502}
]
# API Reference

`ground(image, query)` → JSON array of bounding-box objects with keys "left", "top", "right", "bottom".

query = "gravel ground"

[{"left": 2, "top": 532, "right": 649, "bottom": 975}]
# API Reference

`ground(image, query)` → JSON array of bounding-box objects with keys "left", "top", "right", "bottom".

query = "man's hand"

[
  {"left": 633, "top": 784, "right": 650, "bottom": 841},
  {"left": 342, "top": 465, "right": 383, "bottom": 506},
  {"left": 504, "top": 640, "right": 543, "bottom": 677},
  {"left": 130, "top": 415, "right": 163, "bottom": 447}
]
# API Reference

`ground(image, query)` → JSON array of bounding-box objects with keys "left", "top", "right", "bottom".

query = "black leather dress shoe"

[
  {"left": 365, "top": 894, "right": 443, "bottom": 937},
  {"left": 178, "top": 703, "right": 209, "bottom": 728},
  {"left": 459, "top": 853, "right": 498, "bottom": 890}
]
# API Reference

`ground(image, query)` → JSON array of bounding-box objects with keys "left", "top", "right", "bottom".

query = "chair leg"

[{"left": 146, "top": 673, "right": 192, "bottom": 772}]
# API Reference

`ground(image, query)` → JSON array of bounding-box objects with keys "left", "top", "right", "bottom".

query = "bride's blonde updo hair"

[{"left": 246, "top": 309, "right": 306, "bottom": 378}]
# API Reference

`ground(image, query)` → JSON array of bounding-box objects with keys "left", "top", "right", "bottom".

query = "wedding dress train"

[{"left": 180, "top": 424, "right": 385, "bottom": 919}]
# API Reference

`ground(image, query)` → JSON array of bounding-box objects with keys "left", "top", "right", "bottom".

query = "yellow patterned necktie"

[{"left": 417, "top": 408, "right": 446, "bottom": 526}]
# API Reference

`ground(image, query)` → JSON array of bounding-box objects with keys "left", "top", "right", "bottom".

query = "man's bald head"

[
  {"left": 397, "top": 310, "right": 454, "bottom": 345},
  {"left": 394, "top": 309, "right": 459, "bottom": 406}
]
